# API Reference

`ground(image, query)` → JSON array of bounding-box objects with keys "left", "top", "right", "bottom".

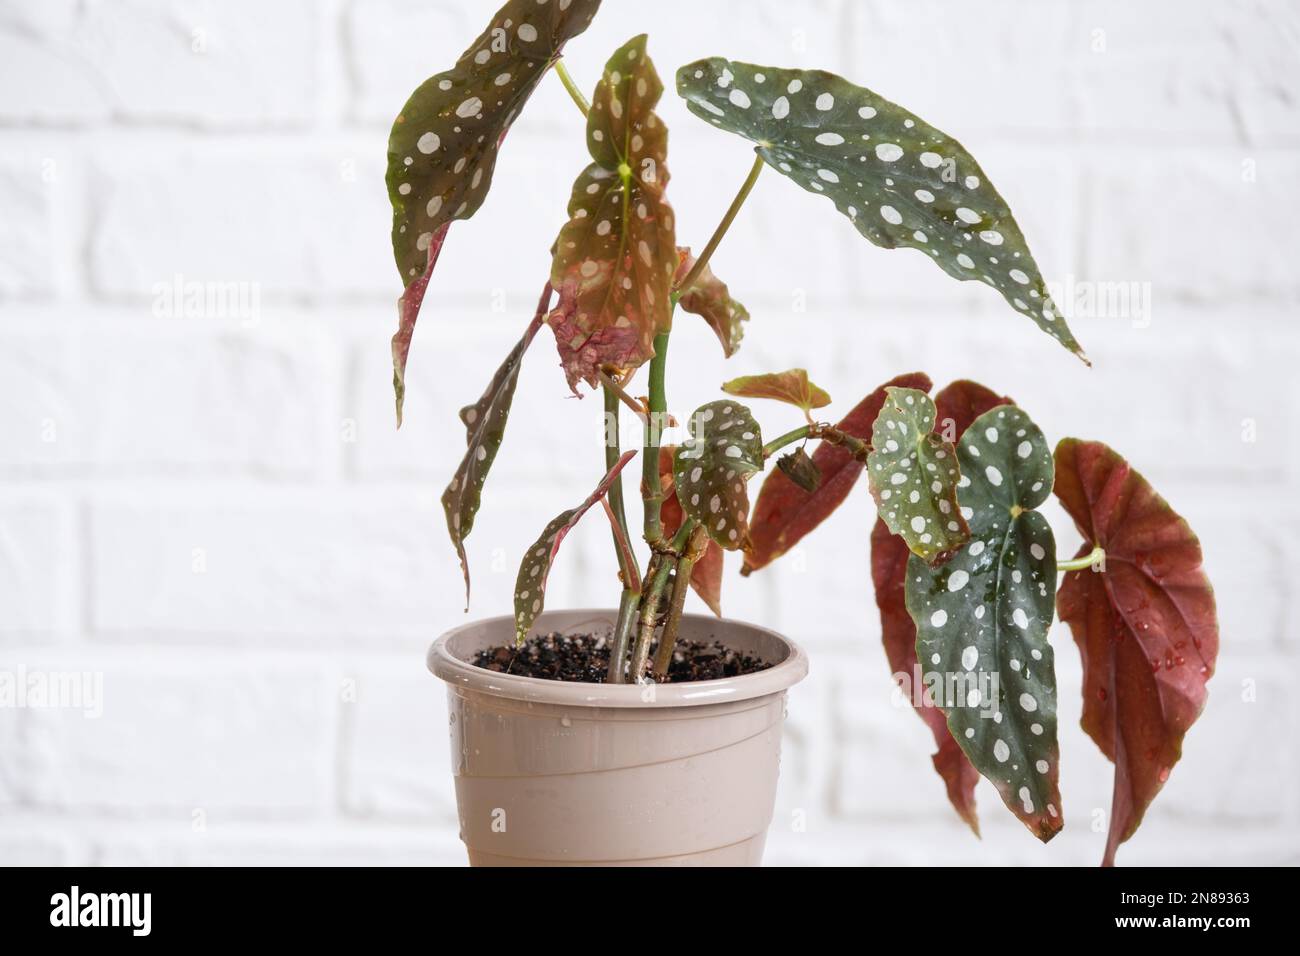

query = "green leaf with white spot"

[
  {"left": 905, "top": 404, "right": 1062, "bottom": 842},
  {"left": 546, "top": 34, "right": 677, "bottom": 393},
  {"left": 513, "top": 449, "right": 636, "bottom": 644},
  {"left": 673, "top": 400, "right": 763, "bottom": 551},
  {"left": 867, "top": 387, "right": 969, "bottom": 564},
  {"left": 675, "top": 58, "right": 1087, "bottom": 363},
  {"left": 442, "top": 285, "right": 551, "bottom": 608},
  {"left": 386, "top": 0, "right": 602, "bottom": 424}
]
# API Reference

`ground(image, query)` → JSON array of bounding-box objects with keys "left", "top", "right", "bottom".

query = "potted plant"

[{"left": 387, "top": 1, "right": 1220, "bottom": 866}]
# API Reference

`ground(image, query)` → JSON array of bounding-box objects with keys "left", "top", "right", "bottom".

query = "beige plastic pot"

[{"left": 427, "top": 608, "right": 808, "bottom": 866}]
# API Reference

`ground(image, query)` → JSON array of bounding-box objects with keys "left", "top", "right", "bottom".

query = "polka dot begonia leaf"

[
  {"left": 385, "top": 0, "right": 602, "bottom": 424},
  {"left": 441, "top": 286, "right": 552, "bottom": 608},
  {"left": 721, "top": 368, "right": 831, "bottom": 415},
  {"left": 546, "top": 34, "right": 677, "bottom": 393},
  {"left": 513, "top": 449, "right": 636, "bottom": 644},
  {"left": 868, "top": 379, "right": 1011, "bottom": 835},
  {"left": 1053, "top": 438, "right": 1219, "bottom": 865},
  {"left": 905, "top": 404, "right": 1063, "bottom": 842},
  {"left": 672, "top": 247, "right": 749, "bottom": 358},
  {"left": 867, "top": 387, "right": 970, "bottom": 564},
  {"left": 675, "top": 59, "right": 1087, "bottom": 364},
  {"left": 673, "top": 401, "right": 763, "bottom": 551}
]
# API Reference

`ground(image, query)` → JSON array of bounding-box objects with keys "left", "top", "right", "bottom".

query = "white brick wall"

[{"left": 1, "top": 0, "right": 1296, "bottom": 866}]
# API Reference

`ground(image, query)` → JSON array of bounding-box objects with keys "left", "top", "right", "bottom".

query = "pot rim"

[{"left": 427, "top": 608, "right": 808, "bottom": 709}]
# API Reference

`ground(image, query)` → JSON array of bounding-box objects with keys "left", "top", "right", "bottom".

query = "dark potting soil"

[{"left": 472, "top": 631, "right": 773, "bottom": 684}]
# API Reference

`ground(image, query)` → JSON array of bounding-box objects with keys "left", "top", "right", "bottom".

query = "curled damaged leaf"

[
  {"left": 659, "top": 446, "right": 723, "bottom": 616},
  {"left": 871, "top": 518, "right": 979, "bottom": 834},
  {"left": 386, "top": 0, "right": 601, "bottom": 424},
  {"left": 907, "top": 404, "right": 1062, "bottom": 842},
  {"left": 675, "top": 58, "right": 1087, "bottom": 363},
  {"left": 673, "top": 247, "right": 749, "bottom": 357},
  {"left": 1054, "top": 438, "right": 1219, "bottom": 867},
  {"left": 514, "top": 449, "right": 637, "bottom": 643},
  {"left": 868, "top": 378, "right": 1006, "bottom": 833},
  {"left": 442, "top": 283, "right": 553, "bottom": 608},
  {"left": 674, "top": 400, "right": 763, "bottom": 551},
  {"left": 777, "top": 447, "right": 820, "bottom": 493},
  {"left": 547, "top": 34, "right": 676, "bottom": 392},
  {"left": 722, "top": 368, "right": 831, "bottom": 415},
  {"left": 744, "top": 371, "right": 931, "bottom": 575},
  {"left": 867, "top": 387, "right": 969, "bottom": 563}
]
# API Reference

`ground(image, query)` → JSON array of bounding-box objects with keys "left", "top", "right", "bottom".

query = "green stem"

[
  {"left": 553, "top": 60, "right": 590, "bottom": 116},
  {"left": 651, "top": 524, "right": 708, "bottom": 679},
  {"left": 642, "top": 330, "right": 671, "bottom": 547},
  {"left": 628, "top": 521, "right": 694, "bottom": 682},
  {"left": 606, "top": 587, "right": 639, "bottom": 684},
  {"left": 602, "top": 384, "right": 641, "bottom": 587},
  {"left": 1057, "top": 545, "right": 1106, "bottom": 573},
  {"left": 762, "top": 425, "right": 811, "bottom": 460},
  {"left": 673, "top": 153, "right": 765, "bottom": 295}
]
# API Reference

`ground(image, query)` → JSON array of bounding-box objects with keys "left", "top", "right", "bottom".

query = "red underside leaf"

[
  {"left": 743, "top": 371, "right": 931, "bottom": 574},
  {"left": 871, "top": 517, "right": 981, "bottom": 834},
  {"left": 392, "top": 224, "right": 449, "bottom": 426},
  {"left": 866, "top": 378, "right": 1008, "bottom": 833},
  {"left": 659, "top": 445, "right": 723, "bottom": 616},
  {"left": 1054, "top": 438, "right": 1220, "bottom": 866},
  {"left": 673, "top": 247, "right": 749, "bottom": 357}
]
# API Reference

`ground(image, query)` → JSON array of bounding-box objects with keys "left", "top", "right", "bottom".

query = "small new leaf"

[
  {"left": 675, "top": 58, "right": 1086, "bottom": 363},
  {"left": 386, "top": 0, "right": 601, "bottom": 423},
  {"left": 673, "top": 401, "right": 763, "bottom": 550},
  {"left": 906, "top": 405, "right": 1062, "bottom": 841},
  {"left": 547, "top": 34, "right": 676, "bottom": 392},
  {"left": 777, "top": 448, "right": 821, "bottom": 493},
  {"left": 867, "top": 387, "right": 969, "bottom": 563},
  {"left": 722, "top": 368, "right": 831, "bottom": 415},
  {"left": 513, "top": 449, "right": 637, "bottom": 643}
]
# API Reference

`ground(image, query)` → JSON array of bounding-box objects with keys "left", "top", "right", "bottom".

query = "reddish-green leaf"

[
  {"left": 1054, "top": 439, "right": 1219, "bottom": 866},
  {"left": 386, "top": 0, "right": 601, "bottom": 424},
  {"left": 673, "top": 400, "right": 763, "bottom": 551},
  {"left": 674, "top": 247, "right": 749, "bottom": 357},
  {"left": 934, "top": 379, "right": 1015, "bottom": 443},
  {"left": 907, "top": 405, "right": 1062, "bottom": 842},
  {"left": 442, "top": 284, "right": 552, "bottom": 606},
  {"left": 659, "top": 445, "right": 723, "bottom": 616},
  {"left": 514, "top": 449, "right": 637, "bottom": 643},
  {"left": 546, "top": 34, "right": 676, "bottom": 392},
  {"left": 871, "top": 517, "right": 980, "bottom": 834},
  {"left": 722, "top": 368, "right": 831, "bottom": 414},
  {"left": 675, "top": 59, "right": 1087, "bottom": 364},
  {"left": 867, "top": 387, "right": 970, "bottom": 564},
  {"left": 743, "top": 371, "right": 931, "bottom": 574},
  {"left": 869, "top": 378, "right": 1007, "bottom": 834}
]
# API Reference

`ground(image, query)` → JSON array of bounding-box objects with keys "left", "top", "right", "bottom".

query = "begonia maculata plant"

[{"left": 385, "top": 0, "right": 1219, "bottom": 865}]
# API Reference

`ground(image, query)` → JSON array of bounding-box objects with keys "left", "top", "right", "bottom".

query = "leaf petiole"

[
  {"left": 1057, "top": 545, "right": 1106, "bottom": 573},
  {"left": 553, "top": 59, "right": 590, "bottom": 116},
  {"left": 673, "top": 153, "right": 764, "bottom": 295}
]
